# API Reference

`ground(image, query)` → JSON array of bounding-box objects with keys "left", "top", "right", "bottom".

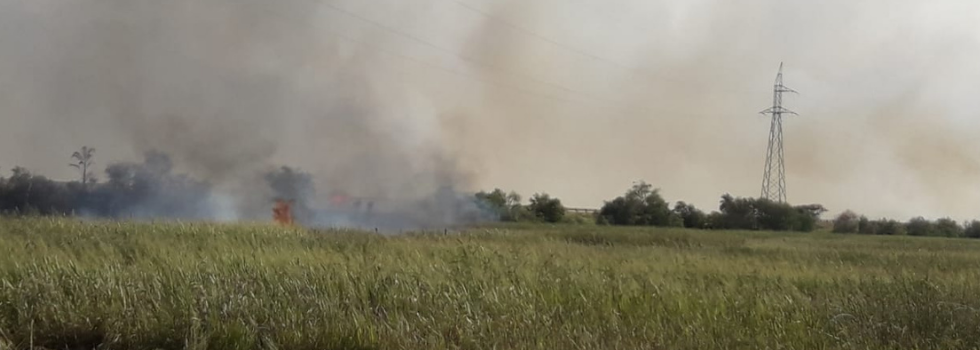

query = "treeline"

[
  {"left": 16, "top": 147, "right": 976, "bottom": 238},
  {"left": 475, "top": 182, "right": 828, "bottom": 232},
  {"left": 832, "top": 211, "right": 980, "bottom": 238},
  {"left": 474, "top": 190, "right": 571, "bottom": 224},
  {"left": 0, "top": 151, "right": 216, "bottom": 219},
  {"left": 0, "top": 150, "right": 306, "bottom": 220}
]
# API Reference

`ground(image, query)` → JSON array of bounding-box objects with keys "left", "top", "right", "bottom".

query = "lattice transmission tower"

[{"left": 759, "top": 63, "right": 797, "bottom": 203}]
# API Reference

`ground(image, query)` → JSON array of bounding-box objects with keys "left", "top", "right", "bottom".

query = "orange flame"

[{"left": 273, "top": 199, "right": 294, "bottom": 226}]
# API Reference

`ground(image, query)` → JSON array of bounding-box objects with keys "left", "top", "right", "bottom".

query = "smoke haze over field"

[{"left": 1, "top": 0, "right": 980, "bottom": 222}]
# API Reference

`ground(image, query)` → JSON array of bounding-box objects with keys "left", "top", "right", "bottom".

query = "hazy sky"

[{"left": 1, "top": 0, "right": 979, "bottom": 220}]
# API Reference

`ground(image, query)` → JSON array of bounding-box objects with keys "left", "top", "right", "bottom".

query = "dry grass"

[{"left": 1, "top": 217, "right": 979, "bottom": 349}]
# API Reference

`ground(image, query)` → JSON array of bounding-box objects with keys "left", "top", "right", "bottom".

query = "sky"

[{"left": 1, "top": 0, "right": 980, "bottom": 220}]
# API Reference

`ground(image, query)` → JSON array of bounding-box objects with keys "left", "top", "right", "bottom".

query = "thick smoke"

[
  {"left": 1, "top": 0, "right": 979, "bottom": 222},
  {"left": 0, "top": 0, "right": 486, "bottom": 228}
]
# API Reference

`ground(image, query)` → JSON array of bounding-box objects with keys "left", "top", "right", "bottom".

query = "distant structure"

[{"left": 759, "top": 63, "right": 798, "bottom": 203}]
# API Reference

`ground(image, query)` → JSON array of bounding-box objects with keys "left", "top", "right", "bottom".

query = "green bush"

[
  {"left": 935, "top": 218, "right": 963, "bottom": 238},
  {"left": 597, "top": 182, "right": 673, "bottom": 226},
  {"left": 833, "top": 210, "right": 860, "bottom": 234},
  {"left": 474, "top": 189, "right": 526, "bottom": 222},
  {"left": 561, "top": 213, "right": 595, "bottom": 225},
  {"left": 965, "top": 221, "right": 980, "bottom": 239},
  {"left": 858, "top": 216, "right": 877, "bottom": 235},
  {"left": 528, "top": 193, "right": 565, "bottom": 223},
  {"left": 878, "top": 220, "right": 906, "bottom": 236},
  {"left": 906, "top": 217, "right": 936, "bottom": 237},
  {"left": 673, "top": 201, "right": 707, "bottom": 229},
  {"left": 713, "top": 195, "right": 825, "bottom": 232}
]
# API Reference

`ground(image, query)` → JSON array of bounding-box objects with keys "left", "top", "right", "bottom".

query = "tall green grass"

[{"left": 1, "top": 218, "right": 979, "bottom": 349}]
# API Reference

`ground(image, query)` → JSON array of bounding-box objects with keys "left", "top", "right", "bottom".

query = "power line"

[
  {"left": 257, "top": 0, "right": 598, "bottom": 107},
  {"left": 331, "top": 27, "right": 702, "bottom": 120},
  {"left": 304, "top": 0, "right": 720, "bottom": 119},
  {"left": 439, "top": 0, "right": 753, "bottom": 96},
  {"left": 315, "top": 0, "right": 625, "bottom": 107},
  {"left": 223, "top": 0, "right": 727, "bottom": 120},
  {"left": 447, "top": 0, "right": 639, "bottom": 73}
]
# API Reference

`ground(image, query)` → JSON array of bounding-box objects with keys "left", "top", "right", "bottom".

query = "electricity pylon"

[{"left": 760, "top": 63, "right": 797, "bottom": 203}]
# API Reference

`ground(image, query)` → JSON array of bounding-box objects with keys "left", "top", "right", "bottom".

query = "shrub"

[
  {"left": 832, "top": 210, "right": 860, "bottom": 234},
  {"left": 673, "top": 201, "right": 707, "bottom": 229},
  {"left": 878, "top": 220, "right": 906, "bottom": 236},
  {"left": 714, "top": 194, "right": 758, "bottom": 230},
  {"left": 598, "top": 182, "right": 672, "bottom": 226},
  {"left": 713, "top": 195, "right": 825, "bottom": 232},
  {"left": 794, "top": 204, "right": 827, "bottom": 232},
  {"left": 475, "top": 189, "right": 525, "bottom": 222},
  {"left": 857, "top": 216, "right": 877, "bottom": 235},
  {"left": 528, "top": 193, "right": 565, "bottom": 223},
  {"left": 906, "top": 217, "right": 935, "bottom": 237},
  {"left": 561, "top": 213, "right": 595, "bottom": 225},
  {"left": 935, "top": 218, "right": 963, "bottom": 238},
  {"left": 596, "top": 214, "right": 611, "bottom": 226},
  {"left": 965, "top": 221, "right": 980, "bottom": 239}
]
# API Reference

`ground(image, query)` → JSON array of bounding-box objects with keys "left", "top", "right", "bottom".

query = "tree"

[
  {"left": 832, "top": 210, "right": 860, "bottom": 233},
  {"left": 0, "top": 167, "right": 75, "bottom": 215},
  {"left": 673, "top": 201, "right": 707, "bottom": 229},
  {"left": 794, "top": 204, "right": 827, "bottom": 232},
  {"left": 935, "top": 218, "right": 963, "bottom": 238},
  {"left": 475, "top": 189, "right": 527, "bottom": 222},
  {"left": 598, "top": 182, "right": 673, "bottom": 226},
  {"left": 642, "top": 187, "right": 673, "bottom": 226},
  {"left": 878, "top": 220, "right": 906, "bottom": 236},
  {"left": 857, "top": 216, "right": 877, "bottom": 235},
  {"left": 529, "top": 193, "right": 565, "bottom": 223},
  {"left": 964, "top": 221, "right": 980, "bottom": 239},
  {"left": 712, "top": 195, "right": 824, "bottom": 232},
  {"left": 906, "top": 217, "right": 935, "bottom": 237},
  {"left": 69, "top": 146, "right": 96, "bottom": 186},
  {"left": 714, "top": 194, "right": 758, "bottom": 230},
  {"left": 97, "top": 151, "right": 212, "bottom": 219}
]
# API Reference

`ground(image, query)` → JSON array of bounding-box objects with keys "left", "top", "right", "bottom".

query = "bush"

[
  {"left": 673, "top": 201, "right": 707, "bottom": 229},
  {"left": 598, "top": 182, "right": 673, "bottom": 226},
  {"left": 712, "top": 195, "right": 825, "bottom": 232},
  {"left": 475, "top": 189, "right": 526, "bottom": 222},
  {"left": 714, "top": 194, "right": 758, "bottom": 230},
  {"left": 857, "top": 216, "right": 877, "bottom": 235},
  {"left": 596, "top": 214, "right": 611, "bottom": 226},
  {"left": 0, "top": 167, "right": 79, "bottom": 215},
  {"left": 935, "top": 218, "right": 963, "bottom": 238},
  {"left": 704, "top": 212, "right": 723, "bottom": 229},
  {"left": 878, "top": 220, "right": 906, "bottom": 236},
  {"left": 906, "top": 217, "right": 935, "bottom": 237},
  {"left": 832, "top": 210, "right": 860, "bottom": 234},
  {"left": 792, "top": 204, "right": 826, "bottom": 232},
  {"left": 528, "top": 193, "right": 565, "bottom": 223},
  {"left": 965, "top": 221, "right": 980, "bottom": 239},
  {"left": 561, "top": 213, "right": 595, "bottom": 225}
]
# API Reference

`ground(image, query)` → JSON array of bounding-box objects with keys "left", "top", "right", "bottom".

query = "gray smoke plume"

[
  {"left": 0, "top": 0, "right": 487, "bottom": 228},
  {"left": 1, "top": 0, "right": 979, "bottom": 222}
]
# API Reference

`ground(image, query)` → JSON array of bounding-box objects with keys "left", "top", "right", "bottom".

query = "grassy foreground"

[{"left": 1, "top": 219, "right": 980, "bottom": 349}]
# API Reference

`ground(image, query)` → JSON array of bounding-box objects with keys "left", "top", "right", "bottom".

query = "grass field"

[{"left": 1, "top": 218, "right": 980, "bottom": 350}]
